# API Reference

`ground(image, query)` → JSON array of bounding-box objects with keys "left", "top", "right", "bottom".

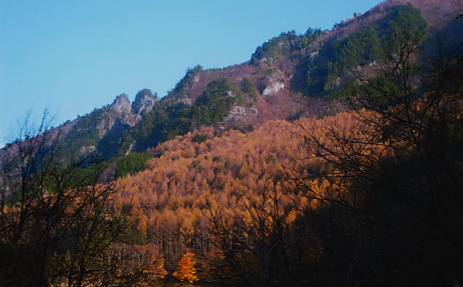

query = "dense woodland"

[{"left": 1, "top": 1, "right": 463, "bottom": 286}]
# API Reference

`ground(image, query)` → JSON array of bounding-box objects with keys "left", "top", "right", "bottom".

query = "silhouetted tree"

[
  {"left": 0, "top": 111, "right": 136, "bottom": 286},
  {"left": 294, "top": 20, "right": 463, "bottom": 286}
]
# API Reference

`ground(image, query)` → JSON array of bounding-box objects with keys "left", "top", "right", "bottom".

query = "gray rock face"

[
  {"left": 112, "top": 94, "right": 132, "bottom": 116},
  {"left": 96, "top": 94, "right": 139, "bottom": 137},
  {"left": 177, "top": 97, "right": 192, "bottom": 106},
  {"left": 79, "top": 145, "right": 96, "bottom": 155},
  {"left": 223, "top": 105, "right": 247, "bottom": 123},
  {"left": 262, "top": 78, "right": 285, "bottom": 97},
  {"left": 132, "top": 91, "right": 157, "bottom": 114}
]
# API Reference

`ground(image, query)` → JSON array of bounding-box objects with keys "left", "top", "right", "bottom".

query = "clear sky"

[{"left": 1, "top": 0, "right": 383, "bottom": 147}]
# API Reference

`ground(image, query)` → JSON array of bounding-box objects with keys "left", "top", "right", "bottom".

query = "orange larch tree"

[{"left": 173, "top": 252, "right": 197, "bottom": 284}]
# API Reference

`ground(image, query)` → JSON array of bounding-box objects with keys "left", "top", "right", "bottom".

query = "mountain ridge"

[
  {"left": 2, "top": 0, "right": 463, "bottom": 285},
  {"left": 2, "top": 0, "right": 462, "bottom": 170}
]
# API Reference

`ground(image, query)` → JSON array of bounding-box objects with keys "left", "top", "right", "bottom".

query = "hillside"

[
  {"left": 2, "top": 0, "right": 460, "bottom": 167},
  {"left": 111, "top": 113, "right": 360, "bottom": 272},
  {"left": 63, "top": 0, "right": 463, "bottom": 161},
  {"left": 1, "top": 0, "right": 463, "bottom": 286}
]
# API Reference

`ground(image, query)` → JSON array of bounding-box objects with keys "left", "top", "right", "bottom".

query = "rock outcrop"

[
  {"left": 132, "top": 89, "right": 158, "bottom": 114},
  {"left": 111, "top": 94, "right": 132, "bottom": 116},
  {"left": 96, "top": 94, "right": 138, "bottom": 137},
  {"left": 223, "top": 105, "right": 247, "bottom": 123},
  {"left": 262, "top": 79, "right": 285, "bottom": 97}
]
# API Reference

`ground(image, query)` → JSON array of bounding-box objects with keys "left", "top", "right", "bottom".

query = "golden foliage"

[{"left": 173, "top": 253, "right": 197, "bottom": 284}]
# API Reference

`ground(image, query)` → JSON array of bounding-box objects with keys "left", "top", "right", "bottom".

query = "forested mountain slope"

[
  {"left": 2, "top": 0, "right": 460, "bottom": 170},
  {"left": 73, "top": 0, "right": 463, "bottom": 163},
  {"left": 1, "top": 0, "right": 463, "bottom": 285}
]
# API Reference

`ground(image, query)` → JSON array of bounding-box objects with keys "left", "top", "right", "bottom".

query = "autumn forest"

[{"left": 1, "top": 0, "right": 463, "bottom": 286}]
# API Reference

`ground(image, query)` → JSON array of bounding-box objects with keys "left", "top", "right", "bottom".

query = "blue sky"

[{"left": 1, "top": 0, "right": 382, "bottom": 147}]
